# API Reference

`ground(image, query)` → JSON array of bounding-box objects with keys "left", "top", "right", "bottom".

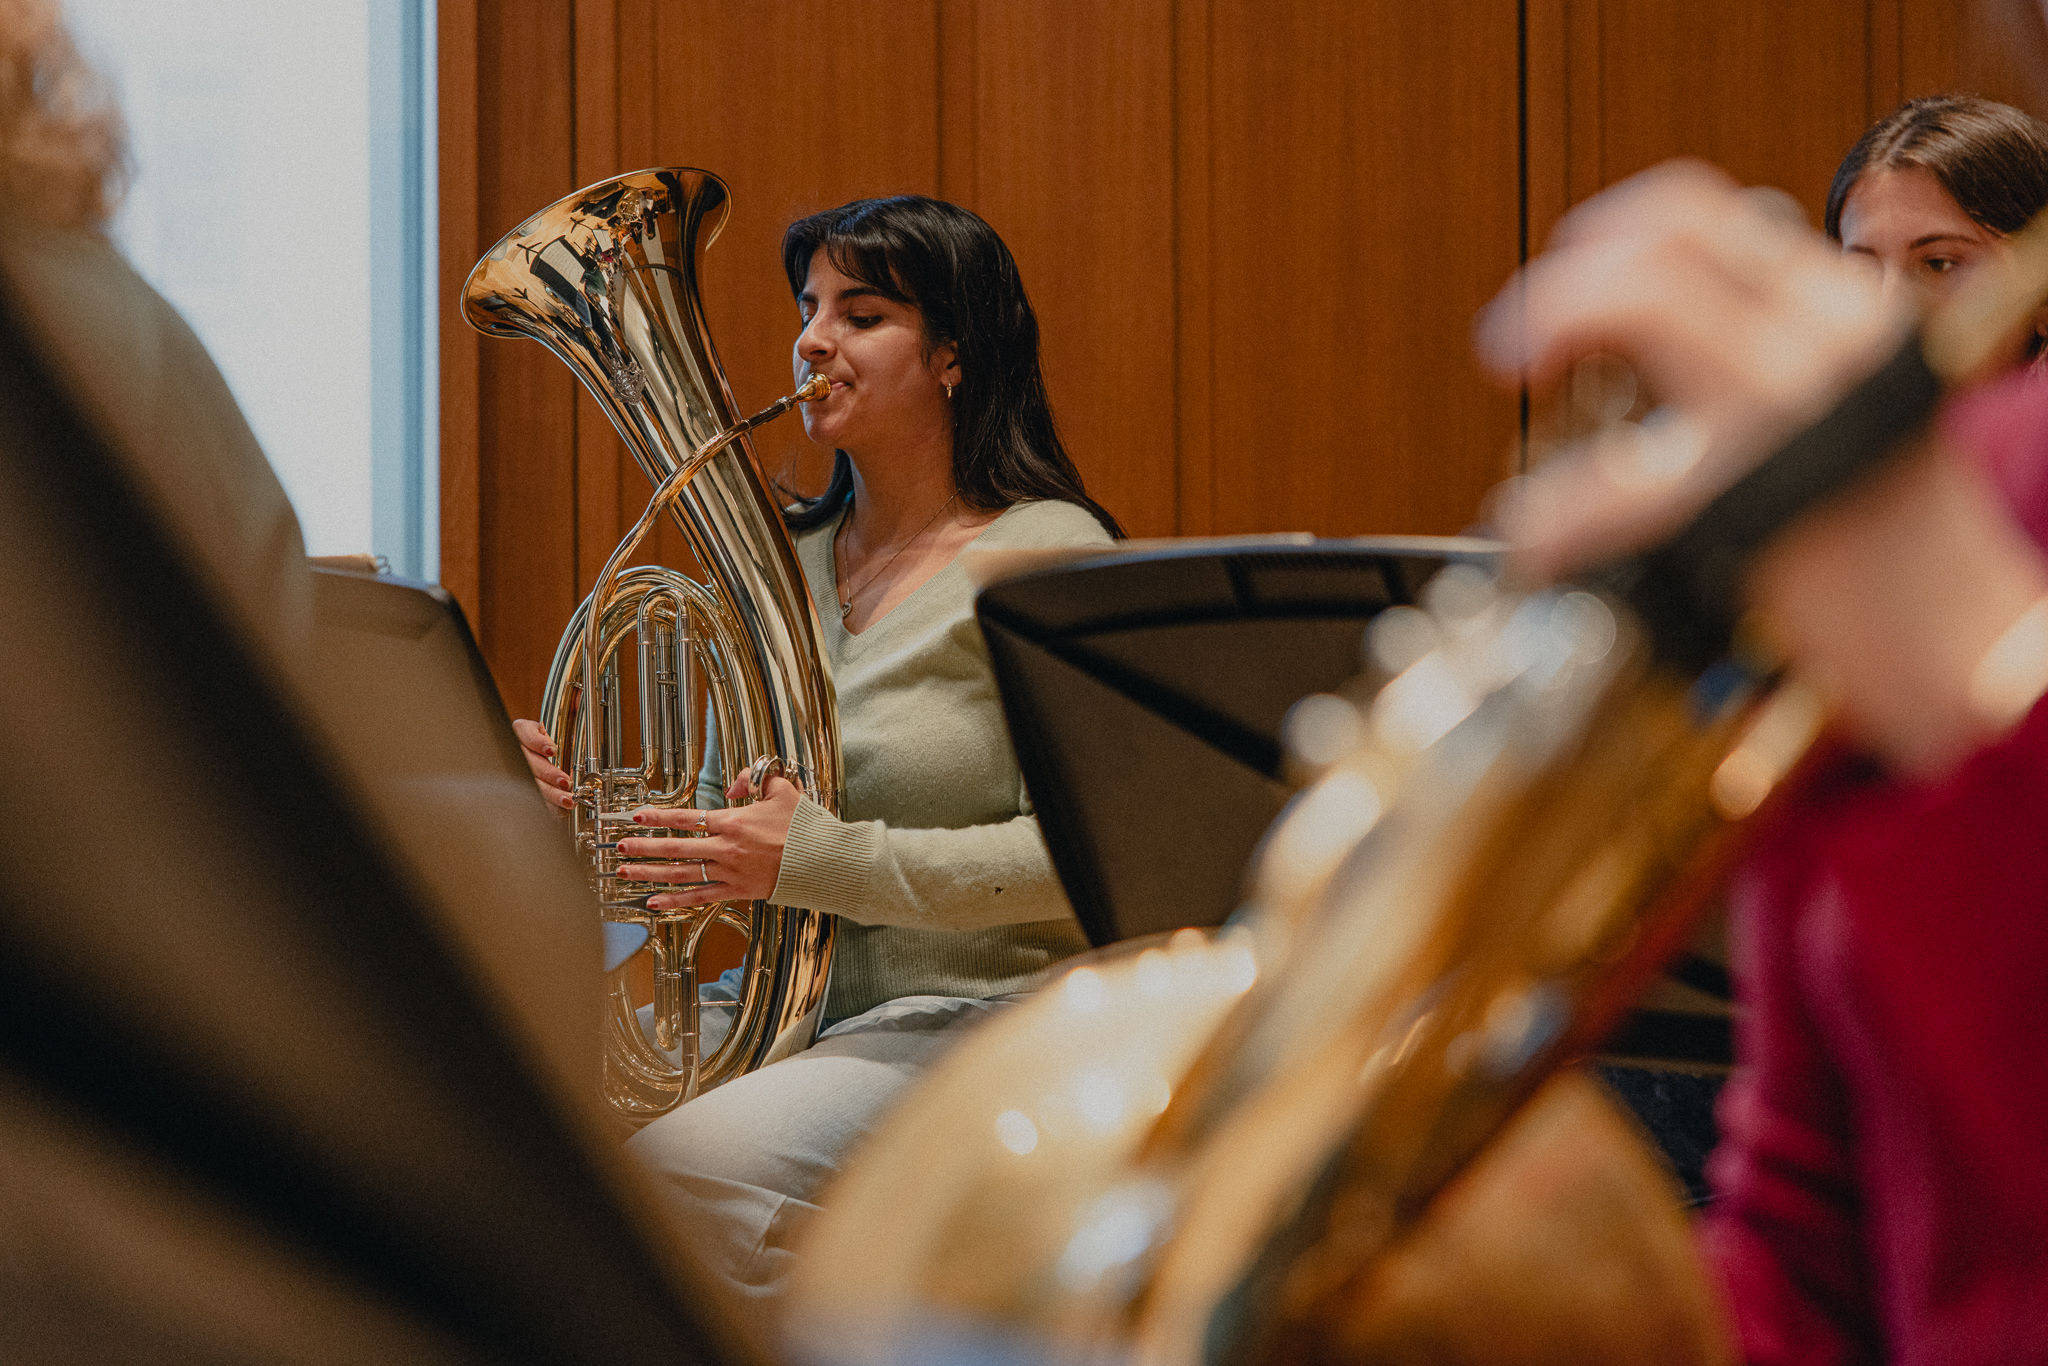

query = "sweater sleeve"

[
  {"left": 1696, "top": 761, "right": 1882, "bottom": 1366},
  {"left": 768, "top": 795, "right": 1076, "bottom": 931}
]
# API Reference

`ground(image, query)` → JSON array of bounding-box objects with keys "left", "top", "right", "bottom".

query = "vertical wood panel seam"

[
  {"left": 1196, "top": 0, "right": 1212, "bottom": 536},
  {"left": 935, "top": 0, "right": 946, "bottom": 198},
  {"left": 1169, "top": 0, "right": 1181, "bottom": 531},
  {"left": 567, "top": 2, "right": 581, "bottom": 602},
  {"left": 1518, "top": 0, "right": 1530, "bottom": 267},
  {"left": 1517, "top": 0, "right": 1530, "bottom": 470}
]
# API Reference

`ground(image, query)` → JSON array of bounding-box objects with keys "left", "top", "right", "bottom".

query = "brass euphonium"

[{"left": 463, "top": 169, "right": 840, "bottom": 1125}]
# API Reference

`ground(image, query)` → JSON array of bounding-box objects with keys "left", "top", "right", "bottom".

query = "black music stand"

[
  {"left": 977, "top": 538, "right": 1734, "bottom": 1203},
  {"left": 0, "top": 286, "right": 741, "bottom": 1361},
  {"left": 304, "top": 570, "right": 650, "bottom": 973},
  {"left": 975, "top": 536, "right": 1493, "bottom": 946}
]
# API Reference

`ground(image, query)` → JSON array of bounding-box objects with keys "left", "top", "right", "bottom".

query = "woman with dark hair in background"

[
  {"left": 1827, "top": 94, "right": 2048, "bottom": 367},
  {"left": 1482, "top": 92, "right": 2048, "bottom": 1366},
  {"left": 523, "top": 194, "right": 1118, "bottom": 1332}
]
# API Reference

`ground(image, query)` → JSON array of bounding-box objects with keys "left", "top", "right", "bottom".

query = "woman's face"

[
  {"left": 792, "top": 248, "right": 959, "bottom": 460},
  {"left": 1838, "top": 165, "right": 2011, "bottom": 305}
]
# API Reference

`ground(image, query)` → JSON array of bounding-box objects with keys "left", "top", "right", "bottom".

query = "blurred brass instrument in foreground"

[
  {"left": 463, "top": 169, "right": 839, "bottom": 1126},
  {"left": 796, "top": 555, "right": 1826, "bottom": 1364},
  {"left": 804, "top": 184, "right": 2048, "bottom": 1365}
]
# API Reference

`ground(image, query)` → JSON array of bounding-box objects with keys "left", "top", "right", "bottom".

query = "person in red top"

[{"left": 1477, "top": 124, "right": 2048, "bottom": 1366}]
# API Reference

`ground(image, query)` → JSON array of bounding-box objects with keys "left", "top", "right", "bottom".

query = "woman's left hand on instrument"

[
  {"left": 512, "top": 717, "right": 575, "bottom": 810},
  {"left": 616, "top": 772, "right": 803, "bottom": 909}
]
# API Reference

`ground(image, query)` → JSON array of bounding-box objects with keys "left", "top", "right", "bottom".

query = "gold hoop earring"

[{"left": 944, "top": 382, "right": 955, "bottom": 400}]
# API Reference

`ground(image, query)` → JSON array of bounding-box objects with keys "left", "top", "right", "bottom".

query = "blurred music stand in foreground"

[{"left": 0, "top": 286, "right": 742, "bottom": 1362}]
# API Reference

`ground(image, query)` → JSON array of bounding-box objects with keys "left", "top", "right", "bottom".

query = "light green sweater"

[{"left": 766, "top": 498, "right": 1110, "bottom": 1018}]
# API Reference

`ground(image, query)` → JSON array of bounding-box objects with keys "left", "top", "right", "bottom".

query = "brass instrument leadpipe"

[{"left": 575, "top": 374, "right": 831, "bottom": 807}]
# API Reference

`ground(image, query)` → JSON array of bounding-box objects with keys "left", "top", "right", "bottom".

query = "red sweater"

[{"left": 1699, "top": 373, "right": 2048, "bottom": 1365}]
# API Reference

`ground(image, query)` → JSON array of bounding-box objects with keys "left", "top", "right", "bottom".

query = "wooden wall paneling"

[
  {"left": 940, "top": 0, "right": 980, "bottom": 206},
  {"left": 605, "top": 0, "right": 702, "bottom": 583},
  {"left": 649, "top": 2, "right": 944, "bottom": 505},
  {"left": 1870, "top": 0, "right": 1906, "bottom": 117},
  {"left": 563, "top": 0, "right": 692, "bottom": 604},
  {"left": 1899, "top": 0, "right": 2044, "bottom": 108},
  {"left": 439, "top": 0, "right": 482, "bottom": 628},
  {"left": 1202, "top": 0, "right": 1524, "bottom": 539},
  {"left": 1173, "top": 0, "right": 1216, "bottom": 534},
  {"left": 1591, "top": 1, "right": 1875, "bottom": 228},
  {"left": 614, "top": 0, "right": 660, "bottom": 176},
  {"left": 472, "top": 2, "right": 582, "bottom": 716},
  {"left": 1524, "top": 0, "right": 1571, "bottom": 269},
  {"left": 1564, "top": 0, "right": 1605, "bottom": 209},
  {"left": 572, "top": 0, "right": 631, "bottom": 598},
  {"left": 1521, "top": 0, "right": 1576, "bottom": 477},
  {"left": 957, "top": 0, "right": 1179, "bottom": 537},
  {"left": 1525, "top": 0, "right": 1610, "bottom": 256},
  {"left": 439, "top": 0, "right": 2012, "bottom": 718}
]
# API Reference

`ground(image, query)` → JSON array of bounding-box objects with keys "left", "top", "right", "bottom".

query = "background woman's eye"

[
  {"left": 850, "top": 314, "right": 881, "bottom": 328},
  {"left": 1925, "top": 257, "right": 1957, "bottom": 274}
]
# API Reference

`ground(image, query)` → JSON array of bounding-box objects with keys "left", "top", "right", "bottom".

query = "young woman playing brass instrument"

[
  {"left": 517, "top": 194, "right": 1120, "bottom": 1333},
  {"left": 1482, "top": 113, "right": 2048, "bottom": 1362}
]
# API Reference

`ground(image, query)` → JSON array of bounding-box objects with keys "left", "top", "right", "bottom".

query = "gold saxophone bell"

[{"left": 463, "top": 169, "right": 842, "bottom": 1127}]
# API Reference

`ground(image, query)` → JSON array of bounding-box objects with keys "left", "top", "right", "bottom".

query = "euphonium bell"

[{"left": 463, "top": 169, "right": 841, "bottom": 1125}]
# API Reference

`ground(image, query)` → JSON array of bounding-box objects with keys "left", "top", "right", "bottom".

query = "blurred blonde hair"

[{"left": 0, "top": 0, "right": 125, "bottom": 231}]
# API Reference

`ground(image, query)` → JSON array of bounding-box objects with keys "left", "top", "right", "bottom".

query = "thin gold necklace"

[{"left": 835, "top": 491, "right": 959, "bottom": 620}]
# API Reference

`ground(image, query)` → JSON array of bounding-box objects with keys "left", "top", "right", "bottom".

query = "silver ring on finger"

[{"left": 696, "top": 859, "right": 709, "bottom": 883}]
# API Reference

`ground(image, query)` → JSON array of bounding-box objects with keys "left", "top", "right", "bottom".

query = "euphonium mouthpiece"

[{"left": 722, "top": 373, "right": 831, "bottom": 444}]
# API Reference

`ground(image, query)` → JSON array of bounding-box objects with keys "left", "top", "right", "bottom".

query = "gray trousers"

[{"left": 624, "top": 992, "right": 1013, "bottom": 1343}]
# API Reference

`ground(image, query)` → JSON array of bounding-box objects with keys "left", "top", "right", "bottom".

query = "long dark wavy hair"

[{"left": 779, "top": 195, "right": 1123, "bottom": 536}]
